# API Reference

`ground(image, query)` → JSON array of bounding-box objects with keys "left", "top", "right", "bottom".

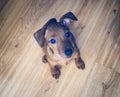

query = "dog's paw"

[
  {"left": 52, "top": 65, "right": 61, "bottom": 79},
  {"left": 77, "top": 61, "right": 85, "bottom": 70},
  {"left": 42, "top": 55, "right": 48, "bottom": 63},
  {"left": 75, "top": 58, "right": 85, "bottom": 70},
  {"left": 52, "top": 71, "right": 60, "bottom": 79}
]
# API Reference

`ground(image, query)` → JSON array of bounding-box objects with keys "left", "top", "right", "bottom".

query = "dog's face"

[
  {"left": 34, "top": 12, "right": 78, "bottom": 60},
  {"left": 45, "top": 23, "right": 76, "bottom": 59}
]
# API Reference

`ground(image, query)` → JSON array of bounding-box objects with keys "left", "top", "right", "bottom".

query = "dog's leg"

[
  {"left": 50, "top": 65, "right": 61, "bottom": 79},
  {"left": 42, "top": 55, "right": 48, "bottom": 63},
  {"left": 73, "top": 44, "right": 85, "bottom": 70},
  {"left": 45, "top": 56, "right": 61, "bottom": 79},
  {"left": 75, "top": 56, "right": 85, "bottom": 70}
]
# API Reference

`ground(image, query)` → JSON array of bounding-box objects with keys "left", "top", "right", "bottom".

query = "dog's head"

[{"left": 34, "top": 12, "right": 78, "bottom": 59}]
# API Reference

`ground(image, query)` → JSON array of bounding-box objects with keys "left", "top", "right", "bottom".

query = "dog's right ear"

[{"left": 34, "top": 18, "right": 57, "bottom": 48}]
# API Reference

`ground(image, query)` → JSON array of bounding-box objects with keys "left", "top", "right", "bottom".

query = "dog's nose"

[{"left": 64, "top": 48, "right": 73, "bottom": 57}]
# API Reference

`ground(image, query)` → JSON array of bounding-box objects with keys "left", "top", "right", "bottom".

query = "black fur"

[{"left": 60, "top": 12, "right": 78, "bottom": 24}]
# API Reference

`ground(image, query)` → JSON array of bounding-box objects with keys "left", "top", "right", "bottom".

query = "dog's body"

[{"left": 34, "top": 12, "right": 85, "bottom": 79}]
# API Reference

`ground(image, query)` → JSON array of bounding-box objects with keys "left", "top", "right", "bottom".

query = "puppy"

[{"left": 34, "top": 12, "right": 85, "bottom": 79}]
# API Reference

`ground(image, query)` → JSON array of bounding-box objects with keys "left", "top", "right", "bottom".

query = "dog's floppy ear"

[
  {"left": 34, "top": 18, "right": 57, "bottom": 48},
  {"left": 59, "top": 12, "right": 78, "bottom": 26},
  {"left": 34, "top": 28, "right": 45, "bottom": 48}
]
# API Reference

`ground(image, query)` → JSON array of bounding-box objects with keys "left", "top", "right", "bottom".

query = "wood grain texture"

[{"left": 0, "top": 0, "right": 120, "bottom": 97}]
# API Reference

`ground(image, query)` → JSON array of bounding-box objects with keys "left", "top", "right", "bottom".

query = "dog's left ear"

[{"left": 59, "top": 12, "right": 78, "bottom": 26}]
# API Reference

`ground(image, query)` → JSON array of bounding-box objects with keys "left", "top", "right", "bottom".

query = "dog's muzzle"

[{"left": 64, "top": 48, "right": 73, "bottom": 57}]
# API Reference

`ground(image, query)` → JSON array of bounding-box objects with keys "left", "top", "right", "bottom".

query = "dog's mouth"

[
  {"left": 49, "top": 47, "right": 54, "bottom": 54},
  {"left": 59, "top": 47, "right": 74, "bottom": 58},
  {"left": 48, "top": 46, "right": 74, "bottom": 59}
]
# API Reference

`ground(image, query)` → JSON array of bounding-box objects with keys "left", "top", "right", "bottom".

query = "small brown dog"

[{"left": 34, "top": 12, "right": 85, "bottom": 79}]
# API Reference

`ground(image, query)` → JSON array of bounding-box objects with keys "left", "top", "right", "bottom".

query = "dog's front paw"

[
  {"left": 75, "top": 57, "right": 85, "bottom": 70},
  {"left": 77, "top": 61, "right": 85, "bottom": 69},
  {"left": 42, "top": 55, "right": 48, "bottom": 63},
  {"left": 51, "top": 65, "right": 61, "bottom": 79}
]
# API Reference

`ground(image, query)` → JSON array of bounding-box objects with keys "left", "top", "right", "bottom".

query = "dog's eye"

[
  {"left": 50, "top": 38, "right": 56, "bottom": 44},
  {"left": 65, "top": 32, "right": 71, "bottom": 38}
]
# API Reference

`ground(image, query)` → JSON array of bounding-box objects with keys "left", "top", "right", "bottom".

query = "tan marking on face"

[{"left": 44, "top": 25, "right": 77, "bottom": 65}]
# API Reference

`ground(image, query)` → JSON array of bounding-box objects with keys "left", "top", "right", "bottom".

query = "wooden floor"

[{"left": 0, "top": 0, "right": 120, "bottom": 97}]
